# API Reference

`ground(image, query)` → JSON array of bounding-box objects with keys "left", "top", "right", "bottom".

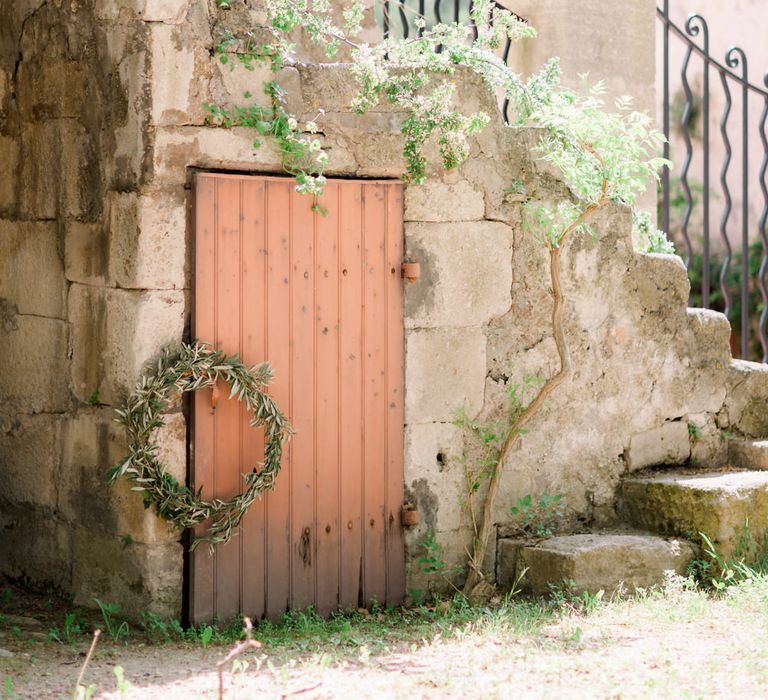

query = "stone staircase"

[{"left": 496, "top": 436, "right": 768, "bottom": 595}]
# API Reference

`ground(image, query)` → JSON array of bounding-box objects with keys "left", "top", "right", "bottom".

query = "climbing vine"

[{"left": 206, "top": 0, "right": 671, "bottom": 594}]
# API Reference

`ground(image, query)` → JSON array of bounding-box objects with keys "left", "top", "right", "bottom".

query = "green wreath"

[{"left": 109, "top": 342, "right": 292, "bottom": 551}]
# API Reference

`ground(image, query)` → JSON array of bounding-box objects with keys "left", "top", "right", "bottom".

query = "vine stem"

[{"left": 461, "top": 195, "right": 608, "bottom": 598}]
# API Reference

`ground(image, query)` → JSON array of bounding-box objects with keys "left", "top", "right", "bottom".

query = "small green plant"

[
  {"left": 2, "top": 676, "right": 16, "bottom": 700},
  {"left": 95, "top": 600, "right": 129, "bottom": 642},
  {"left": 687, "top": 422, "right": 702, "bottom": 440},
  {"left": 510, "top": 493, "right": 565, "bottom": 537},
  {"left": 548, "top": 579, "right": 604, "bottom": 614},
  {"left": 87, "top": 388, "right": 100, "bottom": 406},
  {"left": 119, "top": 534, "right": 133, "bottom": 548},
  {"left": 113, "top": 666, "right": 131, "bottom": 697},
  {"left": 416, "top": 529, "right": 461, "bottom": 585},
  {"left": 48, "top": 609, "right": 85, "bottom": 644},
  {"left": 693, "top": 523, "right": 768, "bottom": 591},
  {"left": 2, "top": 588, "right": 11, "bottom": 604}
]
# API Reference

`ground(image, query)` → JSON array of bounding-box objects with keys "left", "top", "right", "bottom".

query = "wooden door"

[{"left": 190, "top": 173, "right": 405, "bottom": 624}]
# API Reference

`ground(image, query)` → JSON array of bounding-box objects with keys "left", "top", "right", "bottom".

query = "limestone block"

[
  {"left": 17, "top": 60, "right": 88, "bottom": 121},
  {"left": 142, "top": 0, "right": 189, "bottom": 22},
  {"left": 405, "top": 527, "right": 473, "bottom": 594},
  {"left": 19, "top": 122, "right": 58, "bottom": 219},
  {"left": 149, "top": 24, "right": 196, "bottom": 125},
  {"left": 688, "top": 413, "right": 728, "bottom": 469},
  {"left": 59, "top": 408, "right": 181, "bottom": 545},
  {"left": 625, "top": 421, "right": 690, "bottom": 470},
  {"left": 503, "top": 533, "right": 697, "bottom": 596},
  {"left": 405, "top": 221, "right": 513, "bottom": 328},
  {"left": 59, "top": 121, "right": 102, "bottom": 220},
  {"left": 109, "top": 189, "right": 186, "bottom": 289},
  {"left": 0, "top": 315, "right": 70, "bottom": 414},
  {"left": 404, "top": 180, "right": 485, "bottom": 223},
  {"left": 0, "top": 219, "right": 66, "bottom": 318},
  {"left": 405, "top": 327, "right": 486, "bottom": 423},
  {"left": 0, "top": 507, "right": 72, "bottom": 588},
  {"left": 72, "top": 528, "right": 182, "bottom": 618},
  {"left": 0, "top": 135, "right": 18, "bottom": 210},
  {"left": 154, "top": 411, "right": 187, "bottom": 482},
  {"left": 404, "top": 423, "right": 465, "bottom": 533},
  {"left": 210, "top": 61, "right": 303, "bottom": 116},
  {"left": 0, "top": 414, "right": 63, "bottom": 509},
  {"left": 65, "top": 220, "right": 110, "bottom": 286},
  {"left": 729, "top": 439, "right": 768, "bottom": 471},
  {"left": 684, "top": 308, "right": 732, "bottom": 369},
  {"left": 149, "top": 127, "right": 283, "bottom": 187},
  {"left": 621, "top": 469, "right": 768, "bottom": 558},
  {"left": 722, "top": 360, "right": 768, "bottom": 437},
  {"left": 69, "top": 284, "right": 185, "bottom": 405}
]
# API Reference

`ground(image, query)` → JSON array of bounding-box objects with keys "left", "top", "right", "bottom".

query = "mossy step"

[
  {"left": 497, "top": 532, "right": 696, "bottom": 596},
  {"left": 729, "top": 439, "right": 768, "bottom": 471},
  {"left": 621, "top": 469, "right": 768, "bottom": 557}
]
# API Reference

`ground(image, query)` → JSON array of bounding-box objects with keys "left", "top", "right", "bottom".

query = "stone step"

[
  {"left": 729, "top": 439, "right": 768, "bottom": 471},
  {"left": 621, "top": 469, "right": 768, "bottom": 557},
  {"left": 497, "top": 532, "right": 696, "bottom": 596}
]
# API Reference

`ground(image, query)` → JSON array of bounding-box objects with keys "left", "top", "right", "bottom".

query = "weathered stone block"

[
  {"left": 684, "top": 308, "right": 732, "bottom": 369},
  {"left": 0, "top": 135, "right": 18, "bottom": 211},
  {"left": 0, "top": 219, "right": 66, "bottom": 318},
  {"left": 405, "top": 327, "right": 486, "bottom": 423},
  {"left": 65, "top": 220, "right": 110, "bottom": 286},
  {"left": 149, "top": 126, "right": 282, "bottom": 187},
  {"left": 0, "top": 315, "right": 70, "bottom": 414},
  {"left": 142, "top": 0, "right": 189, "bottom": 23},
  {"left": 210, "top": 62, "right": 303, "bottom": 116},
  {"left": 625, "top": 421, "right": 690, "bottom": 470},
  {"left": 60, "top": 408, "right": 182, "bottom": 545},
  {"left": 109, "top": 189, "right": 186, "bottom": 289},
  {"left": 722, "top": 360, "right": 768, "bottom": 437},
  {"left": 404, "top": 423, "right": 465, "bottom": 533},
  {"left": 19, "top": 122, "right": 58, "bottom": 219},
  {"left": 149, "top": 23, "right": 197, "bottom": 125},
  {"left": 0, "top": 507, "right": 72, "bottom": 588},
  {"left": 729, "top": 439, "right": 768, "bottom": 471},
  {"left": 621, "top": 469, "right": 768, "bottom": 557},
  {"left": 405, "top": 221, "right": 513, "bottom": 328},
  {"left": 17, "top": 60, "right": 88, "bottom": 121},
  {"left": 404, "top": 180, "right": 485, "bottom": 222},
  {"left": 500, "top": 533, "right": 696, "bottom": 595},
  {"left": 69, "top": 284, "right": 185, "bottom": 405},
  {"left": 0, "top": 414, "right": 63, "bottom": 509},
  {"left": 72, "top": 528, "right": 182, "bottom": 618}
]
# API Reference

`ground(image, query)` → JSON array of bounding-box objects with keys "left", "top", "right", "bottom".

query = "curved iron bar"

[
  {"left": 726, "top": 46, "right": 750, "bottom": 358},
  {"left": 718, "top": 68, "right": 734, "bottom": 320},
  {"left": 679, "top": 43, "right": 695, "bottom": 268},
  {"left": 758, "top": 74, "right": 768, "bottom": 361},
  {"left": 657, "top": 7, "right": 768, "bottom": 97},
  {"left": 685, "top": 13, "right": 710, "bottom": 307},
  {"left": 398, "top": 0, "right": 409, "bottom": 39}
]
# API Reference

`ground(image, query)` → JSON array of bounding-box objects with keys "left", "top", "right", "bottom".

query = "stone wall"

[{"left": 2, "top": 0, "right": 764, "bottom": 615}]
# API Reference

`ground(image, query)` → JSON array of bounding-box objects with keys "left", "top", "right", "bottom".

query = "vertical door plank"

[
  {"left": 315, "top": 183, "right": 341, "bottom": 615},
  {"left": 213, "top": 177, "right": 243, "bottom": 621},
  {"left": 362, "top": 183, "right": 388, "bottom": 607},
  {"left": 191, "top": 174, "right": 216, "bottom": 624},
  {"left": 240, "top": 178, "right": 267, "bottom": 621},
  {"left": 289, "top": 188, "right": 316, "bottom": 611},
  {"left": 338, "top": 183, "right": 364, "bottom": 611},
  {"left": 384, "top": 185, "right": 406, "bottom": 606},
  {"left": 264, "top": 181, "right": 293, "bottom": 619}
]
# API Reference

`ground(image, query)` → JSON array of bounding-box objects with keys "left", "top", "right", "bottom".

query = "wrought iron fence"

[
  {"left": 659, "top": 1, "right": 768, "bottom": 362},
  {"left": 375, "top": 0, "right": 522, "bottom": 122}
]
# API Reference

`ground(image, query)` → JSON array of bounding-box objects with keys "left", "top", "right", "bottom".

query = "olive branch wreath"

[{"left": 108, "top": 342, "right": 292, "bottom": 551}]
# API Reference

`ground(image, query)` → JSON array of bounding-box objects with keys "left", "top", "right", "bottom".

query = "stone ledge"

[{"left": 498, "top": 532, "right": 697, "bottom": 595}]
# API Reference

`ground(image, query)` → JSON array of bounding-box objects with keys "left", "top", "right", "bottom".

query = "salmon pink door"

[{"left": 190, "top": 173, "right": 405, "bottom": 624}]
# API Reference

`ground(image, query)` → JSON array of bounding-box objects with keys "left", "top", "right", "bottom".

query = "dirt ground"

[{"left": 2, "top": 576, "right": 768, "bottom": 699}]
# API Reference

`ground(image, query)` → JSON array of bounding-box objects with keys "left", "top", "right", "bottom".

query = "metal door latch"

[
  {"left": 401, "top": 261, "right": 420, "bottom": 283},
  {"left": 400, "top": 502, "right": 420, "bottom": 527}
]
